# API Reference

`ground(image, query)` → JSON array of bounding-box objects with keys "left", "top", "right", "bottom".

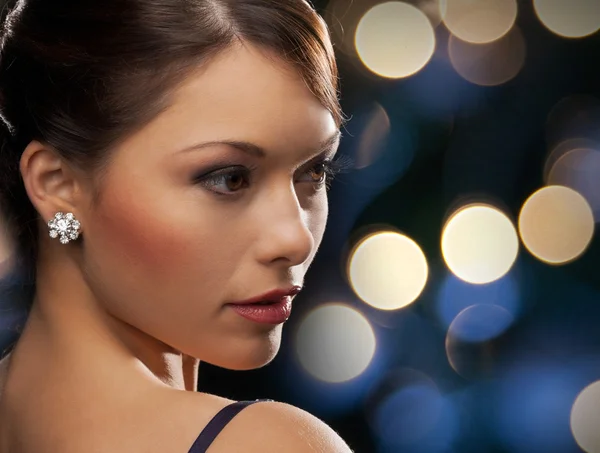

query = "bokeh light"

[
  {"left": 449, "top": 26, "right": 526, "bottom": 86},
  {"left": 533, "top": 0, "right": 600, "bottom": 39},
  {"left": 543, "top": 138, "right": 599, "bottom": 179},
  {"left": 324, "top": 0, "right": 379, "bottom": 57},
  {"left": 493, "top": 361, "right": 590, "bottom": 452},
  {"left": 294, "top": 303, "right": 376, "bottom": 383},
  {"left": 326, "top": 0, "right": 446, "bottom": 57},
  {"left": 352, "top": 102, "right": 391, "bottom": 169},
  {"left": 355, "top": 2, "right": 436, "bottom": 78},
  {"left": 436, "top": 272, "right": 520, "bottom": 329},
  {"left": 446, "top": 305, "right": 514, "bottom": 379},
  {"left": 448, "top": 305, "right": 514, "bottom": 342},
  {"left": 367, "top": 369, "right": 459, "bottom": 452},
  {"left": 546, "top": 147, "right": 600, "bottom": 222},
  {"left": 416, "top": 0, "right": 447, "bottom": 27},
  {"left": 349, "top": 117, "right": 415, "bottom": 191},
  {"left": 442, "top": 0, "right": 518, "bottom": 44},
  {"left": 348, "top": 231, "right": 428, "bottom": 310},
  {"left": 441, "top": 204, "right": 519, "bottom": 284},
  {"left": 571, "top": 380, "right": 600, "bottom": 453},
  {"left": 519, "top": 186, "right": 595, "bottom": 264},
  {"left": 400, "top": 57, "right": 486, "bottom": 119},
  {"left": 545, "top": 95, "right": 600, "bottom": 149}
]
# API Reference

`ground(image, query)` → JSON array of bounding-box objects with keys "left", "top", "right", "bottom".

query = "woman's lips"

[
  {"left": 229, "top": 285, "right": 302, "bottom": 305},
  {"left": 227, "top": 297, "right": 292, "bottom": 324}
]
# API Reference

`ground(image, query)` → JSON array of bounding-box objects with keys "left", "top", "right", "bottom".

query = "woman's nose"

[{"left": 253, "top": 188, "right": 316, "bottom": 267}]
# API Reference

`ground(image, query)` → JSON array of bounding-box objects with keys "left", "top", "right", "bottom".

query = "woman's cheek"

[
  {"left": 90, "top": 187, "right": 205, "bottom": 275},
  {"left": 307, "top": 195, "right": 329, "bottom": 251}
]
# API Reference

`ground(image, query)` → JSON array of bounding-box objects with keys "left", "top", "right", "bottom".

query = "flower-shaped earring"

[{"left": 47, "top": 212, "right": 81, "bottom": 244}]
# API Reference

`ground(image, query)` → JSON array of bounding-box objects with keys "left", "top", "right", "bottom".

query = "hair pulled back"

[{"left": 0, "top": 0, "right": 342, "bottom": 315}]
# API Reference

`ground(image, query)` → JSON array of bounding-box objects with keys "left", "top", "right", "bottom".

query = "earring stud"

[{"left": 47, "top": 212, "right": 81, "bottom": 244}]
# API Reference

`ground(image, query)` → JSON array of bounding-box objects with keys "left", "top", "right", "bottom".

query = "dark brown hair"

[{"left": 0, "top": 0, "right": 343, "bottom": 310}]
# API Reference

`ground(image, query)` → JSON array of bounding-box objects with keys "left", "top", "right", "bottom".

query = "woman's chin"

[{"left": 202, "top": 333, "right": 283, "bottom": 371}]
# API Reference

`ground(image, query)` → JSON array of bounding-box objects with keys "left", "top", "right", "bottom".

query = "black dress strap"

[{"left": 187, "top": 399, "right": 273, "bottom": 453}]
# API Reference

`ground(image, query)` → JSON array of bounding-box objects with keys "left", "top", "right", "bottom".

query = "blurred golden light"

[
  {"left": 571, "top": 380, "right": 600, "bottom": 453},
  {"left": 519, "top": 186, "right": 595, "bottom": 264},
  {"left": 416, "top": 0, "right": 447, "bottom": 27},
  {"left": 441, "top": 204, "right": 519, "bottom": 284},
  {"left": 547, "top": 147, "right": 600, "bottom": 221},
  {"left": 534, "top": 0, "right": 600, "bottom": 39},
  {"left": 448, "top": 26, "right": 526, "bottom": 86},
  {"left": 355, "top": 2, "right": 436, "bottom": 79},
  {"left": 442, "top": 0, "right": 518, "bottom": 44},
  {"left": 324, "top": 0, "right": 376, "bottom": 57},
  {"left": 348, "top": 231, "right": 429, "bottom": 310},
  {"left": 294, "top": 303, "right": 376, "bottom": 383}
]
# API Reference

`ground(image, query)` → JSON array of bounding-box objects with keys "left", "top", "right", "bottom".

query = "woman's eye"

[
  {"left": 305, "top": 162, "right": 327, "bottom": 184},
  {"left": 193, "top": 156, "right": 352, "bottom": 197},
  {"left": 194, "top": 168, "right": 250, "bottom": 196},
  {"left": 298, "top": 157, "right": 351, "bottom": 190}
]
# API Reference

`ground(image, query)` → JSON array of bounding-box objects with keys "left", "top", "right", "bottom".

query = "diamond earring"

[{"left": 47, "top": 212, "right": 81, "bottom": 244}]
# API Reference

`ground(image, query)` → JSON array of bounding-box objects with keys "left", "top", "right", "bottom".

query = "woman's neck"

[{"left": 23, "top": 247, "right": 200, "bottom": 392}]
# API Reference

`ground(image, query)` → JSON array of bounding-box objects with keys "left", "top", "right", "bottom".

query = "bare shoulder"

[
  {"left": 199, "top": 399, "right": 354, "bottom": 453},
  {"left": 3, "top": 381, "right": 353, "bottom": 453},
  {"left": 120, "top": 390, "right": 354, "bottom": 453},
  {"left": 258, "top": 401, "right": 354, "bottom": 453}
]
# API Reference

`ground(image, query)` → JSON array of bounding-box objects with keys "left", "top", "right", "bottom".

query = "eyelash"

[{"left": 193, "top": 154, "right": 354, "bottom": 197}]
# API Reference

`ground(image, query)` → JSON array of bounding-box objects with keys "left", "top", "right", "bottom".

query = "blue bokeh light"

[
  {"left": 400, "top": 57, "right": 486, "bottom": 119},
  {"left": 492, "top": 360, "right": 592, "bottom": 453},
  {"left": 447, "top": 304, "right": 514, "bottom": 343},
  {"left": 373, "top": 382, "right": 459, "bottom": 453},
  {"left": 436, "top": 272, "right": 520, "bottom": 330}
]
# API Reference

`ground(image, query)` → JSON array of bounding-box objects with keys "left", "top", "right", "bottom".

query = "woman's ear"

[{"left": 19, "top": 140, "right": 84, "bottom": 222}]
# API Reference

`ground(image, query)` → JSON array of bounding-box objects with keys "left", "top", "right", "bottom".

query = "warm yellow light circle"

[
  {"left": 519, "top": 186, "right": 595, "bottom": 264},
  {"left": 443, "top": 0, "right": 518, "bottom": 44},
  {"left": 417, "top": 0, "right": 447, "bottom": 28},
  {"left": 355, "top": 2, "right": 436, "bottom": 78},
  {"left": 534, "top": 0, "right": 600, "bottom": 38},
  {"left": 294, "top": 303, "right": 376, "bottom": 383},
  {"left": 571, "top": 381, "right": 600, "bottom": 453},
  {"left": 441, "top": 205, "right": 519, "bottom": 284},
  {"left": 348, "top": 231, "right": 429, "bottom": 310}
]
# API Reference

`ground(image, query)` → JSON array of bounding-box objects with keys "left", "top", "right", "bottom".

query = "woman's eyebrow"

[{"left": 175, "top": 130, "right": 342, "bottom": 158}]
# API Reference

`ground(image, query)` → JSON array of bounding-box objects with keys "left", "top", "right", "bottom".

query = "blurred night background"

[{"left": 2, "top": 0, "right": 600, "bottom": 452}]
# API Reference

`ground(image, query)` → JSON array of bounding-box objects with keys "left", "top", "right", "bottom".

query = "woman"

[{"left": 0, "top": 0, "right": 353, "bottom": 451}]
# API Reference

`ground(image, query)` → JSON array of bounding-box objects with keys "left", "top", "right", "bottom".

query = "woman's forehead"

[
  {"left": 173, "top": 44, "right": 323, "bottom": 116},
  {"left": 121, "top": 44, "right": 337, "bottom": 159}
]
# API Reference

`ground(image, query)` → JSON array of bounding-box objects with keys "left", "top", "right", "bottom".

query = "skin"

[{"left": 0, "top": 41, "right": 346, "bottom": 452}]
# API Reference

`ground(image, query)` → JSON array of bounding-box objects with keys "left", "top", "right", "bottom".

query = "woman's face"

[{"left": 80, "top": 42, "right": 340, "bottom": 370}]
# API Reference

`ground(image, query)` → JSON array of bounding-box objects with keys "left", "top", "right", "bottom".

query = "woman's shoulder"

[
  {"left": 85, "top": 389, "right": 353, "bottom": 453},
  {"left": 175, "top": 393, "right": 353, "bottom": 453},
  {"left": 1, "top": 372, "right": 352, "bottom": 453},
  {"left": 241, "top": 400, "right": 354, "bottom": 453}
]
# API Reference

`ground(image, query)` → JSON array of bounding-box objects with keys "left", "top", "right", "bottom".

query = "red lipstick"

[{"left": 227, "top": 286, "right": 302, "bottom": 324}]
